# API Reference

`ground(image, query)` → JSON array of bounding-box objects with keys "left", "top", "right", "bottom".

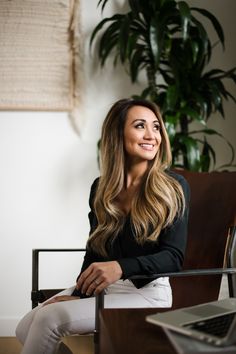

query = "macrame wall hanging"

[{"left": 0, "top": 0, "right": 82, "bottom": 115}]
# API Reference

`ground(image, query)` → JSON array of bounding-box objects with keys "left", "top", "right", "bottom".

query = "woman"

[{"left": 16, "top": 98, "right": 190, "bottom": 354}]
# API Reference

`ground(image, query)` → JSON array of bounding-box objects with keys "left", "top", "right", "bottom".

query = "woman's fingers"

[
  {"left": 81, "top": 273, "right": 101, "bottom": 295},
  {"left": 94, "top": 280, "right": 108, "bottom": 295},
  {"left": 84, "top": 278, "right": 107, "bottom": 296},
  {"left": 76, "top": 263, "right": 100, "bottom": 294},
  {"left": 76, "top": 261, "right": 122, "bottom": 296},
  {"left": 76, "top": 266, "right": 94, "bottom": 290}
]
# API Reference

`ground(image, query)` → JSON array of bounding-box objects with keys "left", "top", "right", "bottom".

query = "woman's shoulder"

[
  {"left": 91, "top": 177, "right": 100, "bottom": 189},
  {"left": 166, "top": 169, "right": 186, "bottom": 184},
  {"left": 166, "top": 169, "right": 190, "bottom": 198},
  {"left": 88, "top": 177, "right": 100, "bottom": 207}
]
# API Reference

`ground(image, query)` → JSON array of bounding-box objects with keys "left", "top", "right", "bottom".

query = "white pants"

[{"left": 16, "top": 278, "right": 172, "bottom": 354}]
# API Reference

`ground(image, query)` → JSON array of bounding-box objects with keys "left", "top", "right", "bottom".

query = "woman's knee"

[
  {"left": 32, "top": 305, "right": 63, "bottom": 335},
  {"left": 15, "top": 321, "right": 25, "bottom": 344},
  {"left": 31, "top": 304, "right": 78, "bottom": 338},
  {"left": 33, "top": 306, "right": 52, "bottom": 326},
  {"left": 15, "top": 307, "right": 39, "bottom": 344}
]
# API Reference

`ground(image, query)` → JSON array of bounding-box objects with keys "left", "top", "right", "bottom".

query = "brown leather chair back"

[{"left": 171, "top": 170, "right": 236, "bottom": 309}]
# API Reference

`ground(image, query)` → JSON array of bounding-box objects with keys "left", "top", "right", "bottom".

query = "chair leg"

[
  {"left": 226, "top": 226, "right": 236, "bottom": 297},
  {"left": 94, "top": 291, "right": 105, "bottom": 354}
]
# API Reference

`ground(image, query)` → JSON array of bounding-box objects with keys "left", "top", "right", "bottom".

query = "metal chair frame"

[{"left": 32, "top": 227, "right": 236, "bottom": 354}]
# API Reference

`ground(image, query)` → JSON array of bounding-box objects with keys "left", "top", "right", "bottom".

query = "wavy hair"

[{"left": 88, "top": 98, "right": 185, "bottom": 257}]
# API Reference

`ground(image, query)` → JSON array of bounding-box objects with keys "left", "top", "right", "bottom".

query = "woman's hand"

[
  {"left": 43, "top": 295, "right": 80, "bottom": 306},
  {"left": 76, "top": 261, "right": 122, "bottom": 296}
]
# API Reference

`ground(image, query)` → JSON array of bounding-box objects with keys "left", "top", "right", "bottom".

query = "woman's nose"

[{"left": 144, "top": 127, "right": 155, "bottom": 139}]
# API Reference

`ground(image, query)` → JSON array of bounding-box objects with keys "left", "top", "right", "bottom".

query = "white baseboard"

[{"left": 0, "top": 317, "right": 20, "bottom": 336}]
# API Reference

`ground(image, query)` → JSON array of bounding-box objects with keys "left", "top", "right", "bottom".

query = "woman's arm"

[
  {"left": 117, "top": 175, "right": 190, "bottom": 286},
  {"left": 73, "top": 178, "right": 112, "bottom": 297}
]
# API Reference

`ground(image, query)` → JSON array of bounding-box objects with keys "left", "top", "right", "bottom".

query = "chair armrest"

[
  {"left": 128, "top": 267, "right": 236, "bottom": 280},
  {"left": 95, "top": 267, "right": 236, "bottom": 314},
  {"left": 129, "top": 268, "right": 236, "bottom": 299},
  {"left": 31, "top": 248, "right": 85, "bottom": 308}
]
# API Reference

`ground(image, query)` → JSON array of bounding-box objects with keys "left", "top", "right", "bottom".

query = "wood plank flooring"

[
  {"left": 0, "top": 336, "right": 94, "bottom": 354},
  {"left": 0, "top": 337, "right": 22, "bottom": 354}
]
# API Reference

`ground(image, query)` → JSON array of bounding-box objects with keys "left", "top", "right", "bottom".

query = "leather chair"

[
  {"left": 168, "top": 169, "right": 236, "bottom": 308},
  {"left": 31, "top": 170, "right": 236, "bottom": 354},
  {"left": 95, "top": 170, "right": 236, "bottom": 353}
]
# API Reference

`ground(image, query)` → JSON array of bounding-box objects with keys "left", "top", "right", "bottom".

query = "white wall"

[
  {"left": 188, "top": 0, "right": 236, "bottom": 169},
  {"left": 0, "top": 0, "right": 235, "bottom": 336}
]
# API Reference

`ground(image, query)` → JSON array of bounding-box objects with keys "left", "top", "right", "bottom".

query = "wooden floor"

[
  {"left": 0, "top": 338, "right": 22, "bottom": 354},
  {"left": 0, "top": 336, "right": 94, "bottom": 354},
  {"left": 64, "top": 336, "right": 94, "bottom": 354}
]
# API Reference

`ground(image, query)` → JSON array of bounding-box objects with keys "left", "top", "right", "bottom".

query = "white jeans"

[{"left": 16, "top": 278, "right": 172, "bottom": 354}]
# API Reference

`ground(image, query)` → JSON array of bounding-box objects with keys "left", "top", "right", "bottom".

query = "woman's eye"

[
  {"left": 154, "top": 125, "right": 160, "bottom": 131},
  {"left": 135, "top": 123, "right": 144, "bottom": 129}
]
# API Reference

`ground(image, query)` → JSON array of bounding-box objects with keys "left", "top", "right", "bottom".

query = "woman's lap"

[{"left": 16, "top": 279, "right": 172, "bottom": 353}]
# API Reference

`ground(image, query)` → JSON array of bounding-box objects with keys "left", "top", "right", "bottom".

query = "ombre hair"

[{"left": 88, "top": 98, "right": 185, "bottom": 257}]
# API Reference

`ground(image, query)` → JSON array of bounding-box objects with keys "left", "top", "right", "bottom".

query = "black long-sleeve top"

[{"left": 75, "top": 170, "right": 190, "bottom": 293}]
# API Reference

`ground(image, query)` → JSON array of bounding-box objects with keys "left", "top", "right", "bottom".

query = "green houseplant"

[{"left": 90, "top": 0, "right": 236, "bottom": 171}]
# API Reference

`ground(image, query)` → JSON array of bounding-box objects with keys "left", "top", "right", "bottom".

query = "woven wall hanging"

[{"left": 0, "top": 0, "right": 82, "bottom": 111}]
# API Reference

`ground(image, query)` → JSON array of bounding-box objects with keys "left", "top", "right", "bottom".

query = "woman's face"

[{"left": 123, "top": 105, "right": 162, "bottom": 163}]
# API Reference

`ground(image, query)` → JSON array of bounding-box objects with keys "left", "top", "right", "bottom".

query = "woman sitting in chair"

[{"left": 16, "top": 98, "right": 190, "bottom": 354}]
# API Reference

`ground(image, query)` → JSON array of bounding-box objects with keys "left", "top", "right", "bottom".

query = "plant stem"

[
  {"left": 180, "top": 115, "right": 188, "bottom": 135},
  {"left": 180, "top": 114, "right": 189, "bottom": 167},
  {"left": 147, "top": 65, "right": 157, "bottom": 99}
]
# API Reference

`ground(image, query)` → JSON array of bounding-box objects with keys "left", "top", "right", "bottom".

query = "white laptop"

[{"left": 146, "top": 298, "right": 236, "bottom": 348}]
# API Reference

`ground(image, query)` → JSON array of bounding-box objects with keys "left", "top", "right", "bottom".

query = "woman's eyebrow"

[
  {"left": 132, "top": 118, "right": 145, "bottom": 122},
  {"left": 132, "top": 118, "right": 160, "bottom": 124}
]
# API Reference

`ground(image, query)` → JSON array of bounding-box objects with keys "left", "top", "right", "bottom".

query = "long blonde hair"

[{"left": 88, "top": 98, "right": 185, "bottom": 257}]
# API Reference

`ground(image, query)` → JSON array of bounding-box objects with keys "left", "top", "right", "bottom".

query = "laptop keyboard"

[{"left": 183, "top": 313, "right": 235, "bottom": 338}]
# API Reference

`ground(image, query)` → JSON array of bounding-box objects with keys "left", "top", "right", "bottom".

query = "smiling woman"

[
  {"left": 123, "top": 105, "right": 162, "bottom": 164},
  {"left": 88, "top": 98, "right": 187, "bottom": 253},
  {"left": 16, "top": 98, "right": 190, "bottom": 354}
]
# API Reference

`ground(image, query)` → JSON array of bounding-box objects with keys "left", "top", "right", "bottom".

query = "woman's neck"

[
  {"left": 125, "top": 161, "right": 148, "bottom": 189},
  {"left": 115, "top": 161, "right": 148, "bottom": 215}
]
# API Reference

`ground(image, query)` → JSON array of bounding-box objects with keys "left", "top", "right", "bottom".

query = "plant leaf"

[
  {"left": 191, "top": 17, "right": 209, "bottom": 55},
  {"left": 200, "top": 139, "right": 211, "bottom": 171},
  {"left": 178, "top": 1, "right": 191, "bottom": 41},
  {"left": 119, "top": 15, "right": 131, "bottom": 62},
  {"left": 90, "top": 14, "right": 123, "bottom": 47},
  {"left": 180, "top": 107, "right": 206, "bottom": 125},
  {"left": 166, "top": 85, "right": 178, "bottom": 110},
  {"left": 191, "top": 7, "right": 225, "bottom": 49},
  {"left": 178, "top": 135, "right": 201, "bottom": 171},
  {"left": 190, "top": 40, "right": 199, "bottom": 64},
  {"left": 189, "top": 128, "right": 222, "bottom": 135},
  {"left": 164, "top": 114, "right": 178, "bottom": 143},
  {"left": 97, "top": 0, "right": 110, "bottom": 13},
  {"left": 189, "top": 129, "right": 235, "bottom": 167},
  {"left": 128, "top": 0, "right": 141, "bottom": 17},
  {"left": 130, "top": 47, "right": 145, "bottom": 82},
  {"left": 149, "top": 16, "right": 161, "bottom": 69}
]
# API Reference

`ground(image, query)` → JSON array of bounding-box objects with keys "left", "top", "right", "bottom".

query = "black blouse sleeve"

[
  {"left": 79, "top": 178, "right": 100, "bottom": 272},
  {"left": 117, "top": 174, "right": 190, "bottom": 284},
  {"left": 73, "top": 179, "right": 101, "bottom": 297}
]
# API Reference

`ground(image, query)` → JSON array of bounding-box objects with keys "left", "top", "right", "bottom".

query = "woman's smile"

[
  {"left": 139, "top": 143, "right": 156, "bottom": 151},
  {"left": 124, "top": 105, "right": 162, "bottom": 163}
]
